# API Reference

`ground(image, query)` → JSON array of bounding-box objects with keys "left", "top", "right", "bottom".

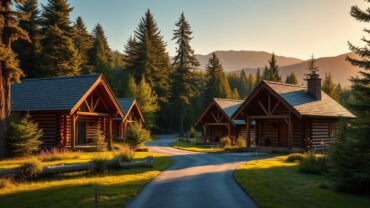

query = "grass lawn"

[
  {"left": 171, "top": 140, "right": 245, "bottom": 153},
  {"left": 235, "top": 155, "right": 370, "bottom": 208},
  {"left": 0, "top": 151, "right": 173, "bottom": 208}
]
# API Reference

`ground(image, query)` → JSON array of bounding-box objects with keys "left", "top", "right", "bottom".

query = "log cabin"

[
  {"left": 232, "top": 72, "right": 355, "bottom": 152},
  {"left": 113, "top": 98, "right": 144, "bottom": 139},
  {"left": 195, "top": 98, "right": 246, "bottom": 143},
  {"left": 11, "top": 74, "right": 124, "bottom": 150}
]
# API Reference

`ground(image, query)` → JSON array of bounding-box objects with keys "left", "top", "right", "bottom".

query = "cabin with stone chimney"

[{"left": 232, "top": 72, "right": 355, "bottom": 151}]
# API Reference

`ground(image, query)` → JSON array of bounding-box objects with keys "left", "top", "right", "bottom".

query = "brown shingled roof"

[{"left": 233, "top": 80, "right": 355, "bottom": 119}]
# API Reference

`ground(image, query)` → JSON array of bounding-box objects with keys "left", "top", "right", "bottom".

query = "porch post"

[
  {"left": 246, "top": 117, "right": 251, "bottom": 148},
  {"left": 203, "top": 124, "right": 207, "bottom": 143},
  {"left": 71, "top": 114, "right": 76, "bottom": 149},
  {"left": 288, "top": 111, "right": 292, "bottom": 149},
  {"left": 107, "top": 116, "right": 113, "bottom": 150}
]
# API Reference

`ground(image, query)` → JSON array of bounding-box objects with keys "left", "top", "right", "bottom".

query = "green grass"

[
  {"left": 0, "top": 151, "right": 173, "bottom": 208},
  {"left": 235, "top": 155, "right": 370, "bottom": 208},
  {"left": 171, "top": 140, "right": 246, "bottom": 153}
]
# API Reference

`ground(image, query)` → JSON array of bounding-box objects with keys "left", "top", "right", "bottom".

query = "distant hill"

[
  {"left": 195, "top": 50, "right": 303, "bottom": 71},
  {"left": 229, "top": 52, "right": 361, "bottom": 87}
]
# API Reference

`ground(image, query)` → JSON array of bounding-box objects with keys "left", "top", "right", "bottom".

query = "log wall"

[
  {"left": 28, "top": 113, "right": 60, "bottom": 147},
  {"left": 309, "top": 119, "right": 336, "bottom": 151}
]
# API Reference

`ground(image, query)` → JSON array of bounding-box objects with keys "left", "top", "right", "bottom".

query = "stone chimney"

[{"left": 306, "top": 71, "right": 321, "bottom": 100}]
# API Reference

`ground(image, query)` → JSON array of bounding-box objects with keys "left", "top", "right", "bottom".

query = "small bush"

[
  {"left": 236, "top": 137, "right": 246, "bottom": 148},
  {"left": 220, "top": 136, "right": 232, "bottom": 148},
  {"left": 91, "top": 153, "right": 110, "bottom": 173},
  {"left": 114, "top": 146, "right": 135, "bottom": 162},
  {"left": 286, "top": 153, "right": 305, "bottom": 162},
  {"left": 188, "top": 126, "right": 196, "bottom": 139},
  {"left": 91, "top": 125, "right": 107, "bottom": 152},
  {"left": 123, "top": 123, "right": 151, "bottom": 150},
  {"left": 19, "top": 159, "right": 43, "bottom": 179},
  {"left": 6, "top": 114, "right": 43, "bottom": 157},
  {"left": 37, "top": 148, "right": 78, "bottom": 162},
  {"left": 0, "top": 178, "right": 14, "bottom": 189},
  {"left": 299, "top": 152, "right": 328, "bottom": 175}
]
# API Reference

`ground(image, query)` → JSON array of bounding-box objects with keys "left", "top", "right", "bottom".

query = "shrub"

[
  {"left": 220, "top": 136, "right": 232, "bottom": 148},
  {"left": 135, "top": 146, "right": 149, "bottom": 152},
  {"left": 37, "top": 147, "right": 78, "bottom": 162},
  {"left": 286, "top": 153, "right": 305, "bottom": 162},
  {"left": 91, "top": 153, "right": 110, "bottom": 173},
  {"left": 123, "top": 123, "right": 151, "bottom": 150},
  {"left": 0, "top": 178, "right": 13, "bottom": 189},
  {"left": 236, "top": 137, "right": 246, "bottom": 148},
  {"left": 91, "top": 125, "right": 107, "bottom": 152},
  {"left": 19, "top": 159, "right": 43, "bottom": 179},
  {"left": 6, "top": 114, "right": 43, "bottom": 157},
  {"left": 114, "top": 146, "right": 135, "bottom": 162},
  {"left": 299, "top": 152, "right": 327, "bottom": 175},
  {"left": 188, "top": 126, "right": 196, "bottom": 139}
]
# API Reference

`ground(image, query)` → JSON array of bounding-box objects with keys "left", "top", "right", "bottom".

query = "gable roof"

[
  {"left": 195, "top": 98, "right": 245, "bottom": 127},
  {"left": 11, "top": 74, "right": 124, "bottom": 117},
  {"left": 233, "top": 80, "right": 355, "bottom": 119},
  {"left": 116, "top": 98, "right": 145, "bottom": 123}
]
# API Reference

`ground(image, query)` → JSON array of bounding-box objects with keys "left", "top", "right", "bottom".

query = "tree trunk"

[
  {"left": 0, "top": 66, "right": 8, "bottom": 158},
  {"left": 179, "top": 110, "right": 184, "bottom": 137}
]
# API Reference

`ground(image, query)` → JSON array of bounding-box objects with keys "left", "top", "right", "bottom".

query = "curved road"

[{"left": 126, "top": 135, "right": 258, "bottom": 208}]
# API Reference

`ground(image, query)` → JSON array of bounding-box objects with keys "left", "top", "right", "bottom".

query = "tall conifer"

[
  {"left": 171, "top": 12, "right": 199, "bottom": 136},
  {"left": 89, "top": 24, "right": 112, "bottom": 74},
  {"left": 74, "top": 16, "right": 93, "bottom": 74},
  {"left": 40, "top": 0, "right": 81, "bottom": 76}
]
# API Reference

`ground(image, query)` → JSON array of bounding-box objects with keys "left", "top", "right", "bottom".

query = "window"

[{"left": 329, "top": 123, "right": 336, "bottom": 137}]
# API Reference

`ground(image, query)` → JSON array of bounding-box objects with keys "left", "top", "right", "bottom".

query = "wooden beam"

[
  {"left": 203, "top": 123, "right": 230, "bottom": 126},
  {"left": 249, "top": 115, "right": 289, "bottom": 119},
  {"left": 84, "top": 100, "right": 92, "bottom": 112},
  {"left": 77, "top": 112, "right": 110, "bottom": 117},
  {"left": 258, "top": 100, "right": 268, "bottom": 115},
  {"left": 268, "top": 94, "right": 271, "bottom": 115},
  {"left": 246, "top": 117, "right": 251, "bottom": 148},
  {"left": 71, "top": 114, "right": 76, "bottom": 149},
  {"left": 211, "top": 112, "right": 218, "bottom": 123},
  {"left": 92, "top": 97, "right": 101, "bottom": 112},
  {"left": 271, "top": 101, "right": 280, "bottom": 115},
  {"left": 107, "top": 117, "right": 112, "bottom": 150}
]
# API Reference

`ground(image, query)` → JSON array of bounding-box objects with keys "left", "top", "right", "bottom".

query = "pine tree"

[
  {"left": 124, "top": 10, "right": 171, "bottom": 103},
  {"left": 247, "top": 73, "right": 256, "bottom": 94},
  {"left": 0, "top": 0, "right": 30, "bottom": 157},
  {"left": 136, "top": 76, "right": 159, "bottom": 130},
  {"left": 255, "top": 67, "right": 261, "bottom": 85},
  {"left": 328, "top": 2, "right": 370, "bottom": 193},
  {"left": 266, "top": 53, "right": 281, "bottom": 82},
  {"left": 285, "top": 72, "right": 298, "bottom": 85},
  {"left": 263, "top": 66, "right": 269, "bottom": 80},
  {"left": 74, "top": 16, "right": 93, "bottom": 74},
  {"left": 89, "top": 23, "right": 112, "bottom": 74},
  {"left": 306, "top": 55, "right": 319, "bottom": 74},
  {"left": 204, "top": 53, "right": 232, "bottom": 104},
  {"left": 171, "top": 12, "right": 199, "bottom": 136},
  {"left": 231, "top": 88, "right": 240, "bottom": 99},
  {"left": 40, "top": 0, "right": 81, "bottom": 77},
  {"left": 124, "top": 74, "right": 138, "bottom": 97},
  {"left": 13, "top": 0, "right": 42, "bottom": 78},
  {"left": 322, "top": 73, "right": 341, "bottom": 101}
]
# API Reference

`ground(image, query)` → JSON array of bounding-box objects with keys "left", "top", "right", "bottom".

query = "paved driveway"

[{"left": 126, "top": 135, "right": 258, "bottom": 208}]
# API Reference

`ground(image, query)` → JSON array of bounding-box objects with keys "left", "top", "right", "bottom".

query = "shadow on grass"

[{"left": 0, "top": 155, "right": 173, "bottom": 208}]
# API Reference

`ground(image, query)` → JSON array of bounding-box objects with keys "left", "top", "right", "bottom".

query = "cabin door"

[
  {"left": 279, "top": 122, "right": 288, "bottom": 147},
  {"left": 76, "top": 121, "right": 87, "bottom": 145}
]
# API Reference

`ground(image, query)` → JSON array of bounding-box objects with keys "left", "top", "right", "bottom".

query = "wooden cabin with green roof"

[
  {"left": 11, "top": 74, "right": 124, "bottom": 150},
  {"left": 232, "top": 72, "right": 355, "bottom": 151},
  {"left": 113, "top": 98, "right": 144, "bottom": 139},
  {"left": 195, "top": 98, "right": 246, "bottom": 143}
]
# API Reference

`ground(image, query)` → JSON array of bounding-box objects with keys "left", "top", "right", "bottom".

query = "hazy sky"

[{"left": 40, "top": 0, "right": 368, "bottom": 60}]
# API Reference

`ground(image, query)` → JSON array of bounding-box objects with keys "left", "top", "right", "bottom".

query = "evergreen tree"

[
  {"left": 255, "top": 67, "right": 261, "bottom": 85},
  {"left": 74, "top": 16, "right": 93, "bottom": 74},
  {"left": 204, "top": 53, "right": 232, "bottom": 105},
  {"left": 13, "top": 0, "right": 42, "bottom": 78},
  {"left": 263, "top": 66, "right": 269, "bottom": 80},
  {"left": 328, "top": 2, "right": 370, "bottom": 193},
  {"left": 0, "top": 0, "right": 30, "bottom": 157},
  {"left": 285, "top": 72, "right": 298, "bottom": 85},
  {"left": 124, "top": 10, "right": 171, "bottom": 103},
  {"left": 306, "top": 55, "right": 319, "bottom": 74},
  {"left": 40, "top": 0, "right": 81, "bottom": 77},
  {"left": 89, "top": 23, "right": 112, "bottom": 74},
  {"left": 247, "top": 73, "right": 256, "bottom": 94},
  {"left": 124, "top": 74, "right": 138, "bottom": 97},
  {"left": 322, "top": 73, "right": 341, "bottom": 101},
  {"left": 136, "top": 76, "right": 159, "bottom": 130},
  {"left": 171, "top": 12, "right": 199, "bottom": 136},
  {"left": 266, "top": 53, "right": 281, "bottom": 82},
  {"left": 231, "top": 88, "right": 240, "bottom": 99}
]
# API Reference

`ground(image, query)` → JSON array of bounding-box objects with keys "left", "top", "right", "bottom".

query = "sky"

[{"left": 40, "top": 0, "right": 369, "bottom": 60}]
